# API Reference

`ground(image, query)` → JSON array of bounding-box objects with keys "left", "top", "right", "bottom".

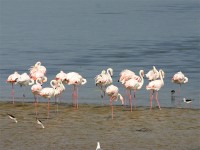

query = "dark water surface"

[{"left": 0, "top": 0, "right": 200, "bottom": 108}]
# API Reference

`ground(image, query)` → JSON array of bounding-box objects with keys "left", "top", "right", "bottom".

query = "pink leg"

[
  {"left": 110, "top": 98, "right": 113, "bottom": 119},
  {"left": 178, "top": 84, "right": 181, "bottom": 107},
  {"left": 155, "top": 91, "right": 161, "bottom": 110},
  {"left": 150, "top": 90, "right": 154, "bottom": 110},
  {"left": 34, "top": 95, "right": 38, "bottom": 116},
  {"left": 76, "top": 86, "right": 79, "bottom": 109},
  {"left": 72, "top": 86, "right": 76, "bottom": 107},
  {"left": 11, "top": 83, "right": 15, "bottom": 104},
  {"left": 47, "top": 98, "right": 50, "bottom": 118},
  {"left": 129, "top": 90, "right": 132, "bottom": 112},
  {"left": 134, "top": 90, "right": 137, "bottom": 109}
]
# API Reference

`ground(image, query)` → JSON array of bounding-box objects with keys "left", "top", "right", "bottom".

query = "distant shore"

[{"left": 0, "top": 101, "right": 200, "bottom": 150}]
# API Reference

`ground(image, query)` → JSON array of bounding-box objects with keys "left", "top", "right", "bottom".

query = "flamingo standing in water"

[
  {"left": 39, "top": 80, "right": 58, "bottom": 118},
  {"left": 146, "top": 69, "right": 165, "bottom": 110},
  {"left": 16, "top": 73, "right": 34, "bottom": 102},
  {"left": 7, "top": 71, "right": 20, "bottom": 104},
  {"left": 31, "top": 78, "right": 43, "bottom": 116},
  {"left": 172, "top": 71, "right": 188, "bottom": 106},
  {"left": 106, "top": 84, "right": 124, "bottom": 119},
  {"left": 63, "top": 72, "right": 87, "bottom": 109},
  {"left": 146, "top": 66, "right": 160, "bottom": 107},
  {"left": 124, "top": 70, "right": 144, "bottom": 111},
  {"left": 95, "top": 68, "right": 113, "bottom": 101}
]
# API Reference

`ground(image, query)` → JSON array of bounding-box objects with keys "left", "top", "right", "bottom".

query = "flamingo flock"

[{"left": 6, "top": 61, "right": 189, "bottom": 119}]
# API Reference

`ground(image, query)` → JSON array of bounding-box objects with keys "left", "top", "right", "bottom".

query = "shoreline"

[{"left": 0, "top": 101, "right": 200, "bottom": 150}]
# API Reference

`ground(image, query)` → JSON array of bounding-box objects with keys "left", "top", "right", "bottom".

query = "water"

[{"left": 0, "top": 0, "right": 200, "bottom": 108}]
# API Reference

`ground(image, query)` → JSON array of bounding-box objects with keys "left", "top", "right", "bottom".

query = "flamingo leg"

[
  {"left": 47, "top": 98, "right": 50, "bottom": 118},
  {"left": 76, "top": 86, "right": 78, "bottom": 109},
  {"left": 178, "top": 84, "right": 181, "bottom": 107},
  {"left": 11, "top": 83, "right": 15, "bottom": 104},
  {"left": 129, "top": 90, "right": 132, "bottom": 112},
  {"left": 72, "top": 85, "right": 76, "bottom": 107},
  {"left": 34, "top": 95, "right": 38, "bottom": 116},
  {"left": 110, "top": 98, "right": 113, "bottom": 119},
  {"left": 155, "top": 91, "right": 161, "bottom": 110},
  {"left": 150, "top": 90, "right": 154, "bottom": 110},
  {"left": 134, "top": 90, "right": 137, "bottom": 109}
]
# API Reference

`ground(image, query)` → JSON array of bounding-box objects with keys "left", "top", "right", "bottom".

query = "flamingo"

[
  {"left": 172, "top": 71, "right": 188, "bottom": 106},
  {"left": 39, "top": 80, "right": 58, "bottom": 118},
  {"left": 29, "top": 61, "right": 47, "bottom": 77},
  {"left": 31, "top": 78, "right": 43, "bottom": 116},
  {"left": 95, "top": 68, "right": 113, "bottom": 101},
  {"left": 30, "top": 71, "right": 47, "bottom": 83},
  {"left": 7, "top": 71, "right": 20, "bottom": 104},
  {"left": 145, "top": 66, "right": 159, "bottom": 81},
  {"left": 55, "top": 70, "right": 67, "bottom": 81},
  {"left": 63, "top": 72, "right": 87, "bottom": 109},
  {"left": 124, "top": 70, "right": 144, "bottom": 111},
  {"left": 16, "top": 73, "right": 34, "bottom": 102},
  {"left": 105, "top": 85, "right": 124, "bottom": 119},
  {"left": 146, "top": 69, "right": 165, "bottom": 110}
]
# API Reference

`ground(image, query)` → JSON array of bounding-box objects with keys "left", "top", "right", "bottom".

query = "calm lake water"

[{"left": 0, "top": 0, "right": 200, "bottom": 108}]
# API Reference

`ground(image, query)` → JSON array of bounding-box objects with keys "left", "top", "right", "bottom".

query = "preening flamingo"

[
  {"left": 29, "top": 61, "right": 47, "bottom": 77},
  {"left": 95, "top": 68, "right": 113, "bottom": 101},
  {"left": 172, "top": 71, "right": 188, "bottom": 106},
  {"left": 16, "top": 73, "right": 34, "bottom": 102},
  {"left": 124, "top": 70, "right": 144, "bottom": 111},
  {"left": 31, "top": 78, "right": 43, "bottom": 116},
  {"left": 7, "top": 71, "right": 20, "bottom": 104},
  {"left": 63, "top": 72, "right": 87, "bottom": 109},
  {"left": 146, "top": 69, "right": 165, "bottom": 110},
  {"left": 145, "top": 66, "right": 159, "bottom": 81},
  {"left": 106, "top": 85, "right": 124, "bottom": 119},
  {"left": 39, "top": 80, "right": 58, "bottom": 118}
]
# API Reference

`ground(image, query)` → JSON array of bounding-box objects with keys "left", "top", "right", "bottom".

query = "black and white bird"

[
  {"left": 36, "top": 118, "right": 45, "bottom": 128},
  {"left": 171, "top": 90, "right": 175, "bottom": 95},
  {"left": 183, "top": 98, "right": 192, "bottom": 104},
  {"left": 96, "top": 142, "right": 102, "bottom": 150},
  {"left": 183, "top": 98, "right": 193, "bottom": 108},
  {"left": 8, "top": 114, "right": 17, "bottom": 123}
]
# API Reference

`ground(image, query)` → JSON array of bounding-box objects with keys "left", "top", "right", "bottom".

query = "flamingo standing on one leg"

[
  {"left": 172, "top": 71, "right": 188, "bottom": 106},
  {"left": 7, "top": 71, "right": 20, "bottom": 104},
  {"left": 106, "top": 85, "right": 124, "bottom": 119},
  {"left": 124, "top": 70, "right": 144, "bottom": 111},
  {"left": 39, "top": 80, "right": 58, "bottom": 118},
  {"left": 63, "top": 72, "right": 87, "bottom": 109},
  {"left": 16, "top": 73, "right": 34, "bottom": 102},
  {"left": 146, "top": 69, "right": 165, "bottom": 110},
  {"left": 31, "top": 78, "right": 43, "bottom": 116}
]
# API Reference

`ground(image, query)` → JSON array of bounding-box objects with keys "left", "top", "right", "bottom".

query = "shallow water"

[
  {"left": 0, "top": 0, "right": 200, "bottom": 108},
  {"left": 0, "top": 102, "right": 200, "bottom": 150}
]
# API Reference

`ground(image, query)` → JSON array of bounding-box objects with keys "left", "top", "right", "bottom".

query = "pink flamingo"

[
  {"left": 124, "top": 70, "right": 144, "bottom": 111},
  {"left": 63, "top": 72, "right": 87, "bottom": 109},
  {"left": 172, "top": 71, "right": 188, "bottom": 105},
  {"left": 106, "top": 85, "right": 124, "bottom": 119},
  {"left": 29, "top": 61, "right": 47, "bottom": 77},
  {"left": 95, "top": 68, "right": 113, "bottom": 100},
  {"left": 146, "top": 69, "right": 165, "bottom": 110},
  {"left": 7, "top": 71, "right": 20, "bottom": 104},
  {"left": 55, "top": 70, "right": 67, "bottom": 81},
  {"left": 39, "top": 80, "right": 58, "bottom": 118},
  {"left": 146, "top": 66, "right": 160, "bottom": 107},
  {"left": 31, "top": 78, "right": 43, "bottom": 116},
  {"left": 30, "top": 71, "right": 47, "bottom": 83},
  {"left": 16, "top": 73, "right": 34, "bottom": 102},
  {"left": 145, "top": 66, "right": 159, "bottom": 81}
]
